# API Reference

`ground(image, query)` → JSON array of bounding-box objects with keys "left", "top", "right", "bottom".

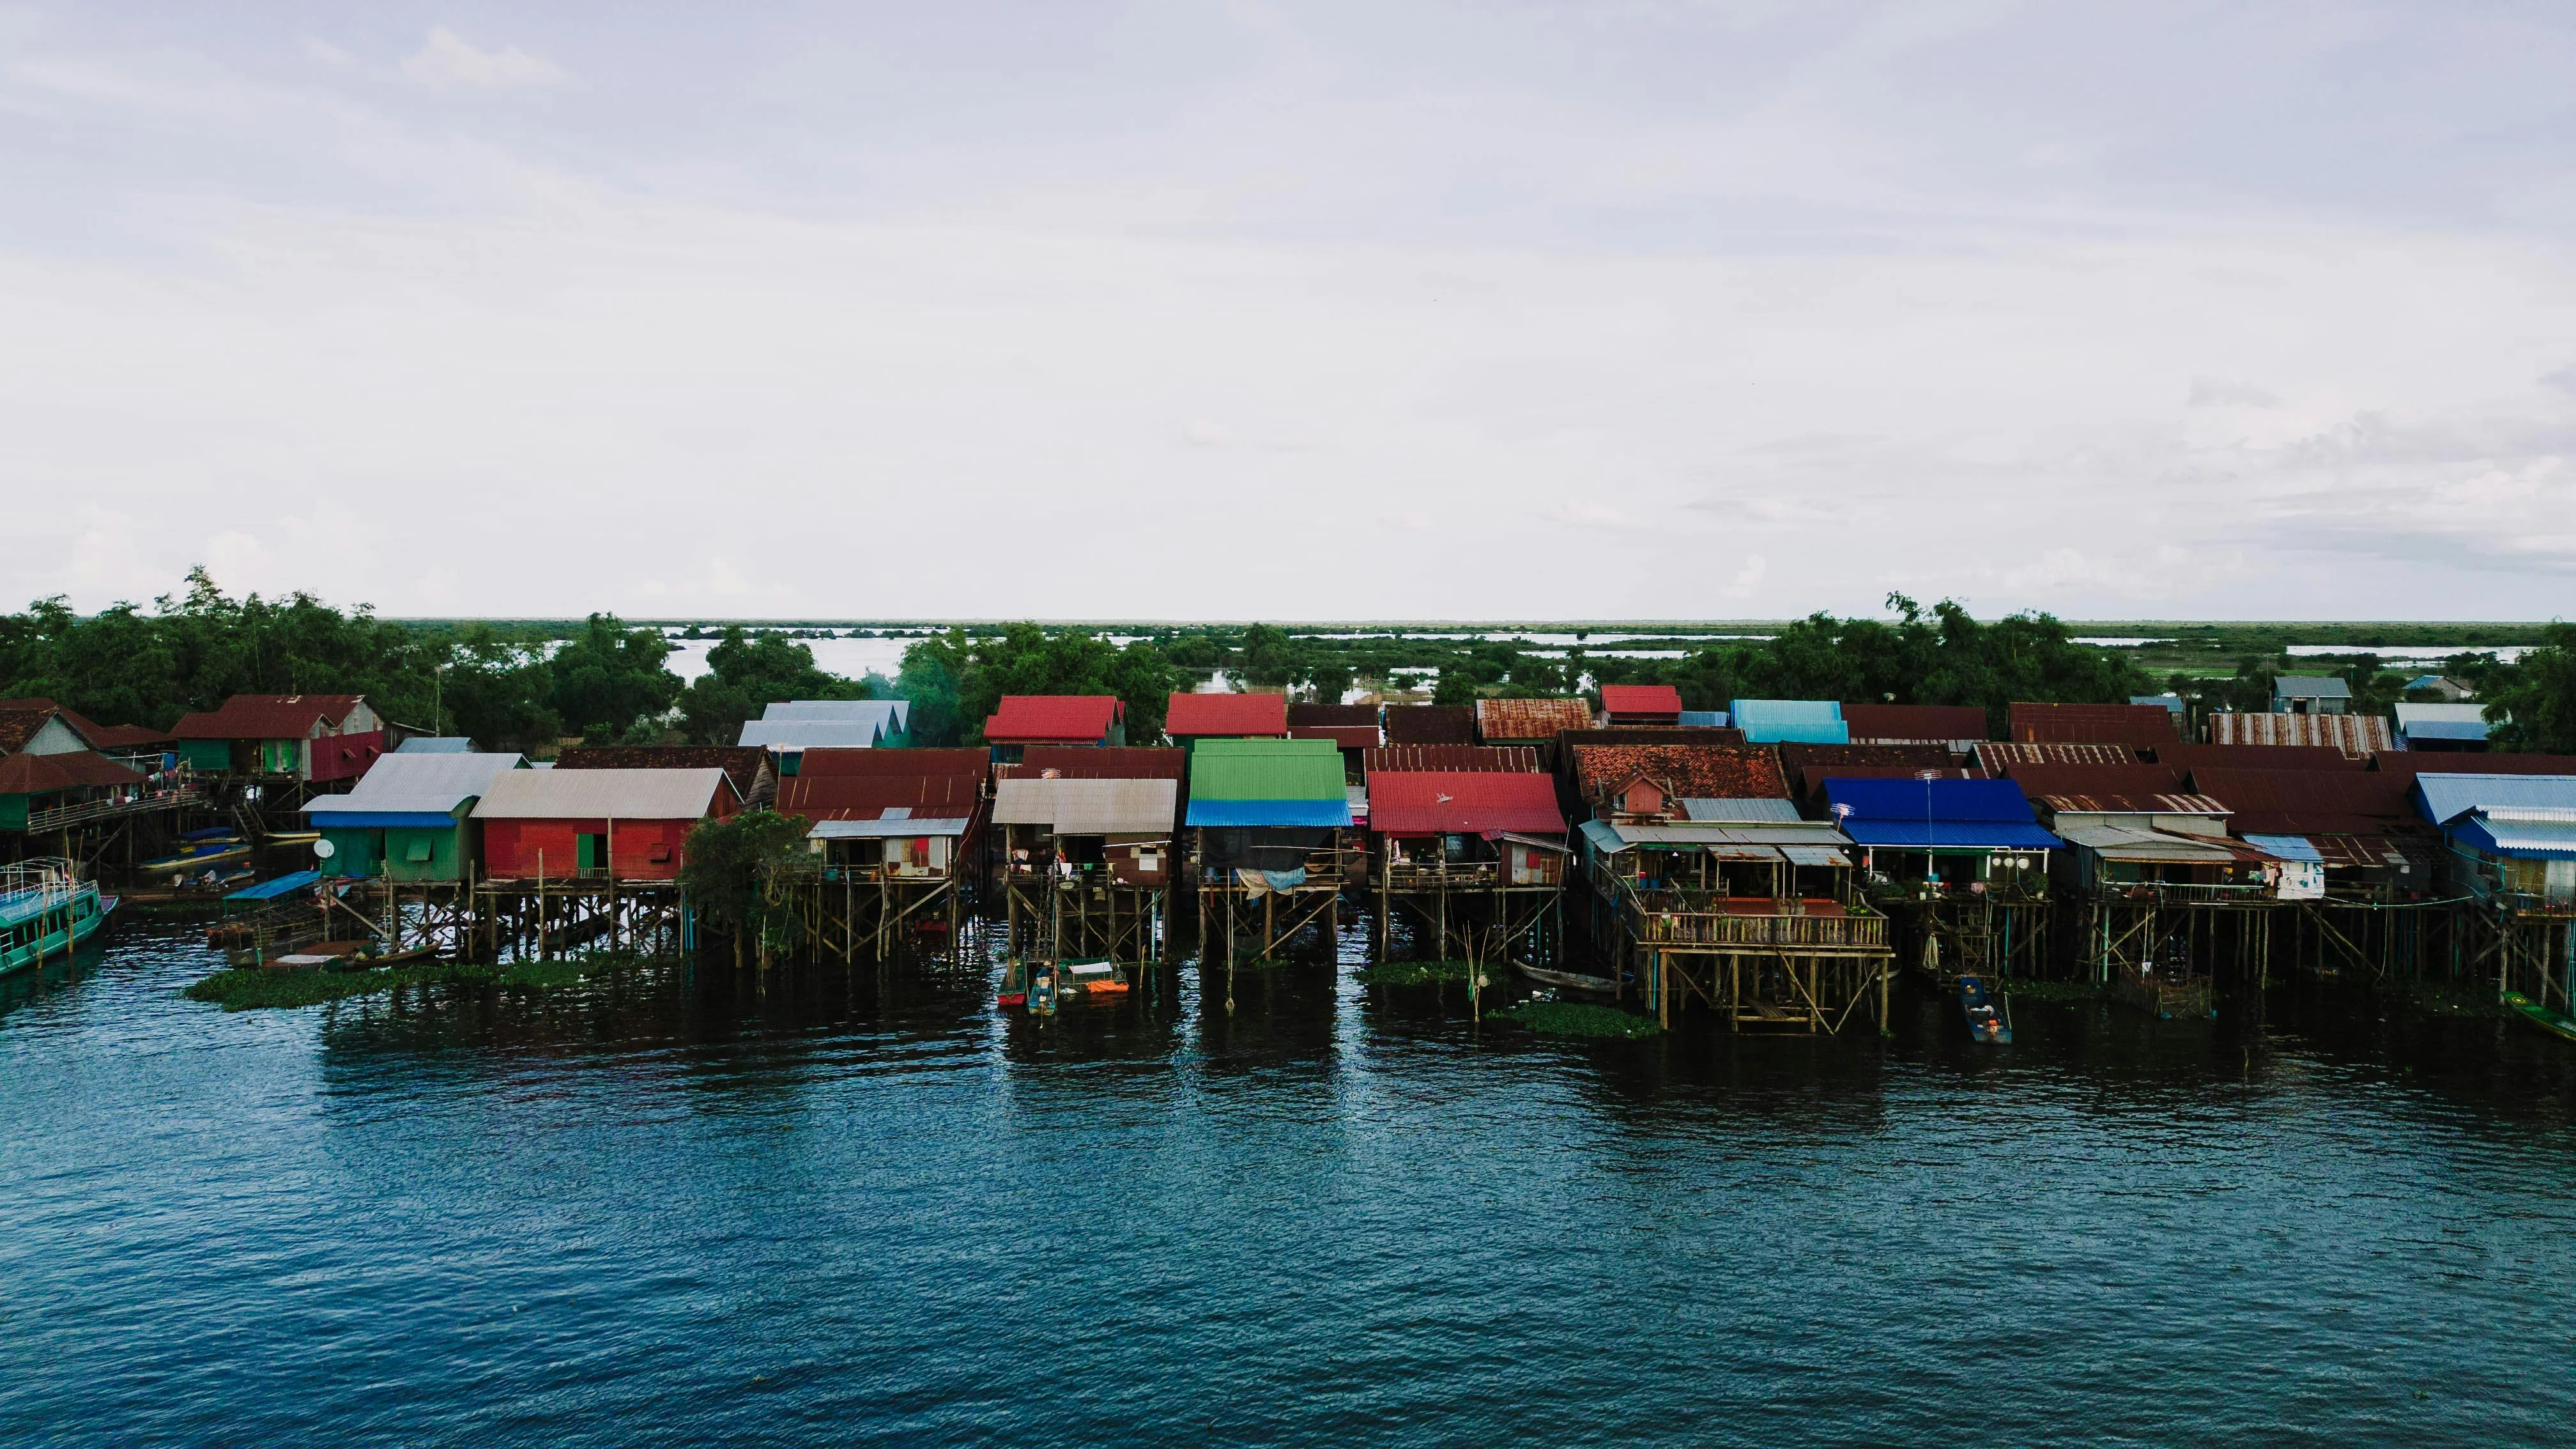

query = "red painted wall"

[
  {"left": 482, "top": 816, "right": 708, "bottom": 881},
  {"left": 309, "top": 730, "right": 385, "bottom": 782}
]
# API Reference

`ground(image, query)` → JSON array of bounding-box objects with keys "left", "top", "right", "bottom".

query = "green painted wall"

[
  {"left": 383, "top": 823, "right": 466, "bottom": 882},
  {"left": 0, "top": 795, "right": 27, "bottom": 831},
  {"left": 178, "top": 739, "right": 232, "bottom": 771},
  {"left": 319, "top": 827, "right": 382, "bottom": 878}
]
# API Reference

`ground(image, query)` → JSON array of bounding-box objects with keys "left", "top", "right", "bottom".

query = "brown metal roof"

[
  {"left": 556, "top": 746, "right": 772, "bottom": 803},
  {"left": 1792, "top": 763, "right": 1977, "bottom": 797},
  {"left": 795, "top": 747, "right": 990, "bottom": 779},
  {"left": 1997, "top": 763, "right": 2188, "bottom": 795},
  {"left": 1365, "top": 745, "right": 1541, "bottom": 775},
  {"left": 999, "top": 746, "right": 1187, "bottom": 781},
  {"left": 1572, "top": 744, "right": 1787, "bottom": 802},
  {"left": 0, "top": 708, "right": 70, "bottom": 755},
  {"left": 1287, "top": 703, "right": 1380, "bottom": 728},
  {"left": 2009, "top": 702, "right": 2179, "bottom": 744},
  {"left": 1779, "top": 743, "right": 1954, "bottom": 776},
  {"left": 2156, "top": 743, "right": 2368, "bottom": 772},
  {"left": 1839, "top": 703, "right": 1990, "bottom": 743},
  {"left": 2205, "top": 712, "right": 2391, "bottom": 751},
  {"left": 1475, "top": 698, "right": 1593, "bottom": 741},
  {"left": 2372, "top": 751, "right": 2576, "bottom": 781},
  {"left": 774, "top": 772, "right": 982, "bottom": 820},
  {"left": 0, "top": 749, "right": 144, "bottom": 795},
  {"left": 2035, "top": 792, "right": 2230, "bottom": 816},
  {"left": 169, "top": 694, "right": 365, "bottom": 740},
  {"left": 2184, "top": 767, "right": 2426, "bottom": 838},
  {"left": 1383, "top": 705, "right": 1477, "bottom": 745},
  {"left": 1291, "top": 726, "right": 1383, "bottom": 751}
]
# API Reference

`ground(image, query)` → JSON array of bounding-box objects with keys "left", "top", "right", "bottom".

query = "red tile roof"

[
  {"left": 1600, "top": 684, "right": 1683, "bottom": 716},
  {"left": 0, "top": 749, "right": 144, "bottom": 795},
  {"left": 1476, "top": 698, "right": 1593, "bottom": 740},
  {"left": 1365, "top": 746, "right": 1542, "bottom": 774},
  {"left": 170, "top": 694, "right": 365, "bottom": 740},
  {"left": 1164, "top": 693, "right": 1288, "bottom": 737},
  {"left": 999, "top": 746, "right": 1187, "bottom": 781},
  {"left": 2008, "top": 702, "right": 2179, "bottom": 744},
  {"left": 1367, "top": 771, "right": 1567, "bottom": 836},
  {"left": 1841, "top": 703, "right": 1990, "bottom": 743},
  {"left": 1383, "top": 705, "right": 1477, "bottom": 745},
  {"left": 0, "top": 708, "right": 72, "bottom": 755},
  {"left": 1572, "top": 744, "right": 1787, "bottom": 802},
  {"left": 984, "top": 696, "right": 1123, "bottom": 744}
]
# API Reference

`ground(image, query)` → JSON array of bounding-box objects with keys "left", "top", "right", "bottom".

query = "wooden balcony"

[{"left": 1623, "top": 894, "right": 1889, "bottom": 951}]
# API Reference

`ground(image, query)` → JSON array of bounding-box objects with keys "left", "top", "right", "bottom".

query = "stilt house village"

[{"left": 4, "top": 583, "right": 2575, "bottom": 1038}]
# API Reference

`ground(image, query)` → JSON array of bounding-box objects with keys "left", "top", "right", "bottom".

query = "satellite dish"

[{"left": 312, "top": 839, "right": 336, "bottom": 859}]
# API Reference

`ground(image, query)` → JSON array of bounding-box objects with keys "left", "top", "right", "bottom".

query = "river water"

[{"left": 5, "top": 924, "right": 2575, "bottom": 1446}]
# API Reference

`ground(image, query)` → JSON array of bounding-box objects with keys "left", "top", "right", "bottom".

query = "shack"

[
  {"left": 1363, "top": 767, "right": 1567, "bottom": 964},
  {"left": 169, "top": 694, "right": 385, "bottom": 781},
  {"left": 2411, "top": 772, "right": 2576, "bottom": 1008},
  {"left": 983, "top": 696, "right": 1125, "bottom": 759},
  {"left": 472, "top": 767, "right": 738, "bottom": 882},
  {"left": 777, "top": 747, "right": 991, "bottom": 953},
  {"left": 0, "top": 751, "right": 146, "bottom": 837},
  {"left": 738, "top": 700, "right": 913, "bottom": 769},
  {"left": 993, "top": 745, "right": 1185, "bottom": 963},
  {"left": 1598, "top": 684, "right": 1683, "bottom": 728},
  {"left": 2272, "top": 675, "right": 2352, "bottom": 714},
  {"left": 1186, "top": 737, "right": 1354, "bottom": 966},
  {"left": 2394, "top": 703, "right": 2491, "bottom": 753},
  {"left": 1730, "top": 700, "right": 1848, "bottom": 745},
  {"left": 0, "top": 703, "right": 95, "bottom": 760},
  {"left": 556, "top": 745, "right": 776, "bottom": 809},
  {"left": 1821, "top": 776, "right": 2060, "bottom": 979},
  {"left": 303, "top": 752, "right": 528, "bottom": 880}
]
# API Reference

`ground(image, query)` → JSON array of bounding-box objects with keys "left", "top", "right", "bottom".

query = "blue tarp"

[
  {"left": 1731, "top": 699, "right": 1848, "bottom": 744},
  {"left": 307, "top": 811, "right": 456, "bottom": 829},
  {"left": 1184, "top": 799, "right": 1353, "bottom": 828},
  {"left": 1823, "top": 778, "right": 2062, "bottom": 850},
  {"left": 225, "top": 870, "right": 322, "bottom": 901},
  {"left": 2243, "top": 834, "right": 2325, "bottom": 863},
  {"left": 1678, "top": 710, "right": 1730, "bottom": 728}
]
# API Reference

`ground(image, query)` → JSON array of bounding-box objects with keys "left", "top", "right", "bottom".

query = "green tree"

[
  {"left": 677, "top": 627, "right": 866, "bottom": 746},
  {"left": 1432, "top": 670, "right": 1479, "bottom": 707},
  {"left": 895, "top": 629, "right": 971, "bottom": 746},
  {"left": 2487, "top": 624, "right": 2576, "bottom": 754},
  {"left": 549, "top": 613, "right": 684, "bottom": 744},
  {"left": 1307, "top": 660, "right": 1354, "bottom": 705},
  {"left": 677, "top": 809, "right": 813, "bottom": 969}
]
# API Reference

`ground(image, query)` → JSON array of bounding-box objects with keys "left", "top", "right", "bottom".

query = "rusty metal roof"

[
  {"left": 1975, "top": 741, "right": 2140, "bottom": 771},
  {"left": 1165, "top": 692, "right": 1288, "bottom": 737},
  {"left": 1573, "top": 744, "right": 1787, "bottom": 802},
  {"left": 556, "top": 746, "right": 772, "bottom": 802},
  {"left": 2036, "top": 792, "right": 2231, "bottom": 816},
  {"left": 1365, "top": 745, "right": 1541, "bottom": 774},
  {"left": 2205, "top": 712, "right": 2393, "bottom": 751},
  {"left": 2009, "top": 702, "right": 2179, "bottom": 744},
  {"left": 1839, "top": 703, "right": 1990, "bottom": 743},
  {"left": 775, "top": 771, "right": 981, "bottom": 820},
  {"left": 1383, "top": 705, "right": 1477, "bottom": 745},
  {"left": 1475, "top": 698, "right": 1593, "bottom": 741}
]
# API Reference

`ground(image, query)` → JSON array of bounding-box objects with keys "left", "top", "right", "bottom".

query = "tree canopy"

[
  {"left": 677, "top": 626, "right": 866, "bottom": 746},
  {"left": 895, "top": 624, "right": 1182, "bottom": 746}
]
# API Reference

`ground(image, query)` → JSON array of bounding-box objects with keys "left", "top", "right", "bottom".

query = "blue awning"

[
  {"left": 309, "top": 811, "right": 458, "bottom": 829},
  {"left": 225, "top": 870, "right": 323, "bottom": 901},
  {"left": 1840, "top": 821, "right": 2062, "bottom": 850},
  {"left": 2242, "top": 834, "right": 2324, "bottom": 863},
  {"left": 1185, "top": 799, "right": 1353, "bottom": 827}
]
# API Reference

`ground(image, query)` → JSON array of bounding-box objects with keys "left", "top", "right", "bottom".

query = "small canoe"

[
  {"left": 1515, "top": 961, "right": 1618, "bottom": 997},
  {"left": 2504, "top": 992, "right": 2576, "bottom": 1044},
  {"left": 1958, "top": 973, "right": 2011, "bottom": 1044}
]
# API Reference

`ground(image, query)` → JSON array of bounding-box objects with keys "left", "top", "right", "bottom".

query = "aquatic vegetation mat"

[
  {"left": 1496, "top": 1001, "right": 1660, "bottom": 1039},
  {"left": 184, "top": 954, "right": 657, "bottom": 1012},
  {"left": 1354, "top": 960, "right": 1479, "bottom": 986}
]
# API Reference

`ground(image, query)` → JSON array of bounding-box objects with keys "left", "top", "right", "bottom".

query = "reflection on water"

[{"left": 3, "top": 921, "right": 2575, "bottom": 1445}]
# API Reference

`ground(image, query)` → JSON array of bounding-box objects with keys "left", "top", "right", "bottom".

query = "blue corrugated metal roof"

[
  {"left": 2455, "top": 816, "right": 2576, "bottom": 858},
  {"left": 2413, "top": 773, "right": 2576, "bottom": 824},
  {"left": 1839, "top": 820, "right": 2064, "bottom": 850},
  {"left": 312, "top": 811, "right": 459, "bottom": 829},
  {"left": 2403, "top": 721, "right": 2489, "bottom": 742},
  {"left": 1824, "top": 776, "right": 2041, "bottom": 822},
  {"left": 1730, "top": 699, "right": 1847, "bottom": 744},
  {"left": 2243, "top": 833, "right": 2325, "bottom": 863},
  {"left": 1678, "top": 710, "right": 1729, "bottom": 728},
  {"left": 1184, "top": 799, "right": 1353, "bottom": 828},
  {"left": 226, "top": 870, "right": 321, "bottom": 901}
]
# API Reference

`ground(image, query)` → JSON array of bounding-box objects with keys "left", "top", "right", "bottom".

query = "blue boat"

[
  {"left": 1958, "top": 972, "right": 2011, "bottom": 1043},
  {"left": 0, "top": 859, "right": 116, "bottom": 977}
]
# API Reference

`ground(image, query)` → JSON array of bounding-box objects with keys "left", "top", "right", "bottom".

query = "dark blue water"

[{"left": 6, "top": 924, "right": 2576, "bottom": 1446}]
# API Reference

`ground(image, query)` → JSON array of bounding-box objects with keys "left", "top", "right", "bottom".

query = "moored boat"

[
  {"left": 1958, "top": 972, "right": 2011, "bottom": 1043},
  {"left": 0, "top": 859, "right": 116, "bottom": 977},
  {"left": 1000, "top": 956, "right": 1131, "bottom": 1009},
  {"left": 142, "top": 828, "right": 252, "bottom": 883},
  {"left": 1515, "top": 960, "right": 1618, "bottom": 997},
  {"left": 2503, "top": 992, "right": 2576, "bottom": 1044}
]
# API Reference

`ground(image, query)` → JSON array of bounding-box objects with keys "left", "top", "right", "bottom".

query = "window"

[
  {"left": 648, "top": 843, "right": 673, "bottom": 864},
  {"left": 405, "top": 839, "right": 434, "bottom": 863}
]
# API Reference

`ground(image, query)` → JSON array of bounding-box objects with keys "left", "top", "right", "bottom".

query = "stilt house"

[
  {"left": 169, "top": 694, "right": 385, "bottom": 781},
  {"left": 471, "top": 767, "right": 739, "bottom": 882},
  {"left": 303, "top": 752, "right": 529, "bottom": 880}
]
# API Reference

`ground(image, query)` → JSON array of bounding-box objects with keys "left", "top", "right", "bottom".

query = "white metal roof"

[
  {"left": 1680, "top": 797, "right": 1805, "bottom": 824},
  {"left": 739, "top": 719, "right": 884, "bottom": 750},
  {"left": 992, "top": 777, "right": 1178, "bottom": 835},
  {"left": 471, "top": 767, "right": 732, "bottom": 820},
  {"left": 2051, "top": 819, "right": 2242, "bottom": 863},
  {"left": 761, "top": 700, "right": 910, "bottom": 731},
  {"left": 809, "top": 816, "right": 971, "bottom": 839},
  {"left": 309, "top": 753, "right": 526, "bottom": 815}
]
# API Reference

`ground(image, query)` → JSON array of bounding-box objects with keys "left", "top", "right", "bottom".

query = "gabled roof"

[
  {"left": 2156, "top": 743, "right": 2366, "bottom": 772},
  {"left": 1383, "top": 705, "right": 1477, "bottom": 745},
  {"left": 984, "top": 695, "right": 1123, "bottom": 744},
  {"left": 1821, "top": 777, "right": 2062, "bottom": 850},
  {"left": 1997, "top": 763, "right": 2188, "bottom": 795},
  {"left": 1572, "top": 744, "right": 1787, "bottom": 802},
  {"left": 1599, "top": 684, "right": 1683, "bottom": 716},
  {"left": 2412, "top": 772, "right": 2576, "bottom": 825},
  {"left": 1165, "top": 692, "right": 1289, "bottom": 738},
  {"left": 2394, "top": 702, "right": 2490, "bottom": 742},
  {"left": 169, "top": 694, "right": 365, "bottom": 740},
  {"left": 1974, "top": 741, "right": 2139, "bottom": 771},
  {"left": 2374, "top": 752, "right": 2576, "bottom": 783},
  {"left": 2182, "top": 767, "right": 2423, "bottom": 838},
  {"left": 307, "top": 753, "right": 526, "bottom": 817},
  {"left": 1839, "top": 703, "right": 1989, "bottom": 744},
  {"left": 0, "top": 705, "right": 90, "bottom": 755},
  {"left": 1557, "top": 726, "right": 1746, "bottom": 749},
  {"left": 1365, "top": 745, "right": 1542, "bottom": 775},
  {"left": 992, "top": 777, "right": 1178, "bottom": 834},
  {"left": 1292, "top": 726, "right": 1383, "bottom": 751},
  {"left": 2273, "top": 675, "right": 2353, "bottom": 700},
  {"left": 738, "top": 718, "right": 887, "bottom": 750},
  {"left": 1367, "top": 771, "right": 1565, "bottom": 836},
  {"left": 2206, "top": 712, "right": 2391, "bottom": 751},
  {"left": 762, "top": 700, "right": 910, "bottom": 732},
  {"left": 2008, "top": 702, "right": 2178, "bottom": 745},
  {"left": 776, "top": 771, "right": 981, "bottom": 820},
  {"left": 1779, "top": 744, "right": 1954, "bottom": 778},
  {"left": 471, "top": 767, "right": 735, "bottom": 820},
  {"left": 395, "top": 737, "right": 477, "bottom": 755},
  {"left": 1731, "top": 700, "right": 1848, "bottom": 745},
  {"left": 1000, "top": 747, "right": 1188, "bottom": 781},
  {"left": 796, "top": 747, "right": 989, "bottom": 780},
  {"left": 1289, "top": 703, "right": 1381, "bottom": 729},
  {"left": 1476, "top": 698, "right": 1594, "bottom": 741},
  {"left": 0, "top": 749, "right": 143, "bottom": 795},
  {"left": 1680, "top": 797, "right": 1805, "bottom": 824},
  {"left": 556, "top": 746, "right": 772, "bottom": 803},
  {"left": 1189, "top": 737, "right": 1349, "bottom": 802}
]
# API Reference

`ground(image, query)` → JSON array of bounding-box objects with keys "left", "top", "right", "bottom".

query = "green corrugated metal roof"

[{"left": 1189, "top": 737, "right": 1347, "bottom": 801}]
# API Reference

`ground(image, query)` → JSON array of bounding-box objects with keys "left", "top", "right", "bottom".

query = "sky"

[{"left": 4, "top": 1, "right": 2575, "bottom": 622}]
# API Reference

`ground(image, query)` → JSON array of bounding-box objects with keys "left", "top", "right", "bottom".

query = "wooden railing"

[
  {"left": 1626, "top": 900, "right": 1890, "bottom": 949},
  {"left": 26, "top": 786, "right": 205, "bottom": 833}
]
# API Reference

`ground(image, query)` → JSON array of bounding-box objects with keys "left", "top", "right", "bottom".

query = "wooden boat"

[
  {"left": 2503, "top": 992, "right": 2576, "bottom": 1044},
  {"left": 1515, "top": 960, "right": 1619, "bottom": 997},
  {"left": 1000, "top": 956, "right": 1130, "bottom": 1010},
  {"left": 0, "top": 861, "right": 115, "bottom": 976},
  {"left": 142, "top": 836, "right": 250, "bottom": 881},
  {"left": 2114, "top": 962, "right": 2216, "bottom": 1021},
  {"left": 1958, "top": 972, "right": 2011, "bottom": 1044}
]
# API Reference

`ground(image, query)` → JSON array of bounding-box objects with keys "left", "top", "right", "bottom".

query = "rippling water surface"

[{"left": 5, "top": 924, "right": 2575, "bottom": 1445}]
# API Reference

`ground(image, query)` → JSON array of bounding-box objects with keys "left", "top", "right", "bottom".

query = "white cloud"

[
  {"left": 400, "top": 27, "right": 566, "bottom": 91},
  {"left": 298, "top": 37, "right": 353, "bottom": 68}
]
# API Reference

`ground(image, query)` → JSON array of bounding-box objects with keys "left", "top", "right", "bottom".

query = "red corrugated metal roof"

[
  {"left": 1476, "top": 698, "right": 1593, "bottom": 740},
  {"left": 797, "top": 747, "right": 990, "bottom": 779},
  {"left": 2008, "top": 702, "right": 2178, "bottom": 744},
  {"left": 774, "top": 772, "right": 981, "bottom": 820},
  {"left": 984, "top": 696, "right": 1123, "bottom": 744},
  {"left": 1367, "top": 771, "right": 1566, "bottom": 836},
  {"left": 1840, "top": 703, "right": 1989, "bottom": 742},
  {"left": 1999, "top": 763, "right": 2188, "bottom": 795},
  {"left": 1600, "top": 684, "right": 1683, "bottom": 716},
  {"left": 0, "top": 749, "right": 144, "bottom": 794},
  {"left": 1365, "top": 745, "right": 1541, "bottom": 774},
  {"left": 1291, "top": 726, "right": 1382, "bottom": 751},
  {"left": 2207, "top": 712, "right": 2391, "bottom": 751},
  {"left": 2184, "top": 767, "right": 2424, "bottom": 837},
  {"left": 999, "top": 746, "right": 1187, "bottom": 781},
  {"left": 169, "top": 694, "right": 365, "bottom": 740},
  {"left": 1559, "top": 726, "right": 1746, "bottom": 749},
  {"left": 1572, "top": 744, "right": 1786, "bottom": 802},
  {"left": 2373, "top": 751, "right": 2576, "bottom": 781},
  {"left": 1384, "top": 705, "right": 1477, "bottom": 745},
  {"left": 1165, "top": 693, "right": 1288, "bottom": 737}
]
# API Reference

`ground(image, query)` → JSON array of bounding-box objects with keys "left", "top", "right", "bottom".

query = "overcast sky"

[{"left": 6, "top": 3, "right": 2574, "bottom": 622}]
